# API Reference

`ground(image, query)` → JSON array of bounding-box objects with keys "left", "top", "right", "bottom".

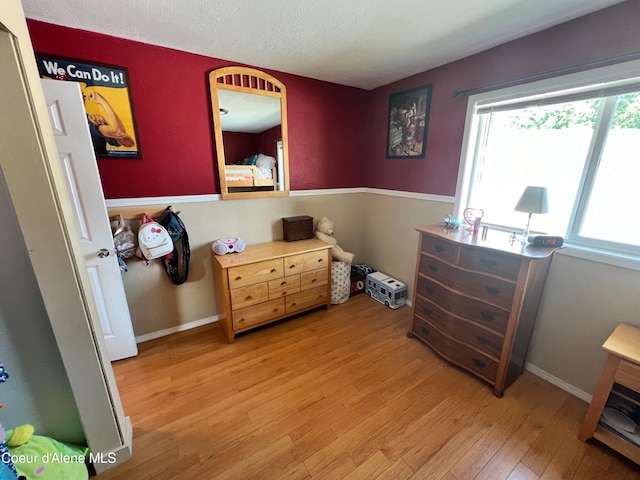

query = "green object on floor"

[{"left": 5, "top": 424, "right": 89, "bottom": 480}]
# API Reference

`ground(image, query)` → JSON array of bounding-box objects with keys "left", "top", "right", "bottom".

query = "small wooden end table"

[{"left": 578, "top": 323, "right": 640, "bottom": 464}]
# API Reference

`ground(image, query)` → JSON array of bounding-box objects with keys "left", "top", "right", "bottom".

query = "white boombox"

[{"left": 211, "top": 237, "right": 246, "bottom": 256}]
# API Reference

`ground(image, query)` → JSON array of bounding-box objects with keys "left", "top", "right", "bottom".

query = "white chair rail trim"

[{"left": 104, "top": 188, "right": 454, "bottom": 208}]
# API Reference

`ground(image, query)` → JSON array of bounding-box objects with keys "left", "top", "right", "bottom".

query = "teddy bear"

[{"left": 315, "top": 217, "right": 355, "bottom": 264}]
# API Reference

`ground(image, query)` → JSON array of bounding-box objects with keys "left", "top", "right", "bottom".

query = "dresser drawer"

[
  {"left": 286, "top": 286, "right": 328, "bottom": 314},
  {"left": 228, "top": 259, "right": 283, "bottom": 289},
  {"left": 419, "top": 255, "right": 515, "bottom": 310},
  {"left": 230, "top": 283, "right": 269, "bottom": 310},
  {"left": 412, "top": 316, "right": 498, "bottom": 383},
  {"left": 421, "top": 234, "right": 458, "bottom": 264},
  {"left": 413, "top": 296, "right": 504, "bottom": 359},
  {"left": 301, "top": 268, "right": 328, "bottom": 290},
  {"left": 459, "top": 247, "right": 521, "bottom": 281},
  {"left": 268, "top": 275, "right": 301, "bottom": 300},
  {"left": 415, "top": 276, "right": 509, "bottom": 334},
  {"left": 285, "top": 250, "right": 328, "bottom": 276},
  {"left": 615, "top": 360, "right": 640, "bottom": 393},
  {"left": 233, "top": 298, "right": 285, "bottom": 331}
]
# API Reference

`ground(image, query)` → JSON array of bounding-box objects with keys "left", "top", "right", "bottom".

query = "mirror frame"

[{"left": 208, "top": 66, "right": 290, "bottom": 200}]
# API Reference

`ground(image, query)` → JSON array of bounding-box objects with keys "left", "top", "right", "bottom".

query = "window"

[{"left": 455, "top": 60, "right": 640, "bottom": 262}]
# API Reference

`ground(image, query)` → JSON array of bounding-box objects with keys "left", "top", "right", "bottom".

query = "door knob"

[{"left": 97, "top": 248, "right": 111, "bottom": 258}]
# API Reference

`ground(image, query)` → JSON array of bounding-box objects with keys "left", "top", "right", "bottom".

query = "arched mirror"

[{"left": 209, "top": 66, "right": 290, "bottom": 199}]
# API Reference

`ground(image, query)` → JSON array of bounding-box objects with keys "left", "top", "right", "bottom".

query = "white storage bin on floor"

[{"left": 331, "top": 261, "right": 350, "bottom": 304}]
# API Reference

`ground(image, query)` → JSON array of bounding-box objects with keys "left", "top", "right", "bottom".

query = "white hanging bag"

[{"left": 138, "top": 213, "right": 173, "bottom": 260}]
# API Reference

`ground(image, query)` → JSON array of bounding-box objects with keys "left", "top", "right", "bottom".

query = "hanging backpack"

[
  {"left": 113, "top": 215, "right": 137, "bottom": 259},
  {"left": 159, "top": 207, "right": 190, "bottom": 285},
  {"left": 138, "top": 213, "right": 174, "bottom": 260}
]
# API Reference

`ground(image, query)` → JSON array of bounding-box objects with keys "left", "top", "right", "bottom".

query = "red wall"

[
  {"left": 364, "top": 1, "right": 640, "bottom": 196},
  {"left": 260, "top": 125, "right": 281, "bottom": 160},
  {"left": 27, "top": 20, "right": 367, "bottom": 198},
  {"left": 222, "top": 132, "right": 261, "bottom": 165},
  {"left": 27, "top": 2, "right": 640, "bottom": 198}
]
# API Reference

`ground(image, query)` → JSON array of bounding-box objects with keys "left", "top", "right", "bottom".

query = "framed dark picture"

[
  {"left": 35, "top": 54, "right": 142, "bottom": 159},
  {"left": 386, "top": 84, "right": 432, "bottom": 159}
]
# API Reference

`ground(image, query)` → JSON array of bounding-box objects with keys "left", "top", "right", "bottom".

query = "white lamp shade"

[{"left": 514, "top": 186, "right": 549, "bottom": 214}]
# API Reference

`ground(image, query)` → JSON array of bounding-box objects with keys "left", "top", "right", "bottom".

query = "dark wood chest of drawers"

[{"left": 409, "top": 224, "right": 556, "bottom": 397}]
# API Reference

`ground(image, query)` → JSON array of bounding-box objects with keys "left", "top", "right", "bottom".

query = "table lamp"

[{"left": 514, "top": 186, "right": 549, "bottom": 241}]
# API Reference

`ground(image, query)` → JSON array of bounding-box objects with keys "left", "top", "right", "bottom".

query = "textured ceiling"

[{"left": 22, "top": 0, "right": 624, "bottom": 90}]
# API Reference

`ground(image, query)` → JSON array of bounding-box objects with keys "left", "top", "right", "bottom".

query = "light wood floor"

[{"left": 98, "top": 294, "right": 640, "bottom": 479}]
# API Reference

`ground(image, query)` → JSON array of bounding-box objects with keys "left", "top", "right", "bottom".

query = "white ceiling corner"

[{"left": 21, "top": 0, "right": 625, "bottom": 90}]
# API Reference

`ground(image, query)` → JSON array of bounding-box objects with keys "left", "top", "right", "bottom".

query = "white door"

[{"left": 42, "top": 79, "right": 138, "bottom": 361}]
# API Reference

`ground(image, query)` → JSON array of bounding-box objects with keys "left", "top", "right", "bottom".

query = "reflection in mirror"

[
  {"left": 209, "top": 67, "right": 290, "bottom": 200},
  {"left": 219, "top": 90, "right": 284, "bottom": 191}
]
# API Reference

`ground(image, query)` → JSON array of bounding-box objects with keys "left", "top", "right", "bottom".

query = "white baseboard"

[
  {"left": 91, "top": 416, "right": 133, "bottom": 474},
  {"left": 135, "top": 315, "right": 219, "bottom": 344},
  {"left": 525, "top": 362, "right": 592, "bottom": 403},
  {"left": 136, "top": 298, "right": 410, "bottom": 344},
  {"left": 135, "top": 299, "right": 410, "bottom": 343}
]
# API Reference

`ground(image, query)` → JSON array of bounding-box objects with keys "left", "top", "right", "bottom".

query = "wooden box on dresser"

[
  {"left": 212, "top": 239, "right": 332, "bottom": 343},
  {"left": 408, "top": 224, "right": 557, "bottom": 397}
]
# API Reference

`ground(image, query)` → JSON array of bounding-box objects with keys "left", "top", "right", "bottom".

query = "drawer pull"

[
  {"left": 281, "top": 281, "right": 287, "bottom": 286},
  {"left": 481, "top": 311, "right": 495, "bottom": 322},
  {"left": 235, "top": 276, "right": 242, "bottom": 281},
  {"left": 271, "top": 268, "right": 277, "bottom": 273},
  {"left": 435, "top": 244, "right": 445, "bottom": 253},
  {"left": 426, "top": 287, "right": 435, "bottom": 295},
  {"left": 481, "top": 258, "right": 498, "bottom": 267},
  {"left": 289, "top": 264, "right": 296, "bottom": 269},
  {"left": 422, "top": 306, "right": 432, "bottom": 316},
  {"left": 245, "top": 295, "right": 253, "bottom": 300},
  {"left": 281, "top": 291, "right": 287, "bottom": 296},
  {"left": 476, "top": 335, "right": 490, "bottom": 346},
  {"left": 311, "top": 278, "right": 318, "bottom": 283},
  {"left": 485, "top": 286, "right": 500, "bottom": 296},
  {"left": 273, "top": 307, "right": 280, "bottom": 312},
  {"left": 428, "top": 264, "right": 438, "bottom": 273},
  {"left": 472, "top": 358, "right": 486, "bottom": 368},
  {"left": 420, "top": 326, "right": 430, "bottom": 336},
  {"left": 291, "top": 302, "right": 297, "bottom": 306},
  {"left": 317, "top": 258, "right": 323, "bottom": 263}
]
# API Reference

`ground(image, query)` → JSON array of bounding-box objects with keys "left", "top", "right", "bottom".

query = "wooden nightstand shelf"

[{"left": 579, "top": 323, "right": 640, "bottom": 464}]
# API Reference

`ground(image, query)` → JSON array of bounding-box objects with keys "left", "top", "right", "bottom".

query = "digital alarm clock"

[
  {"left": 527, "top": 235, "right": 564, "bottom": 248},
  {"left": 211, "top": 237, "right": 246, "bottom": 255}
]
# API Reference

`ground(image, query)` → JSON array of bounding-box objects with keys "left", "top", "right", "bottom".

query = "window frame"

[{"left": 453, "top": 59, "right": 640, "bottom": 271}]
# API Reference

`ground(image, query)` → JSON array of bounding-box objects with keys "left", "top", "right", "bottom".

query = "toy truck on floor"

[{"left": 365, "top": 271, "right": 407, "bottom": 309}]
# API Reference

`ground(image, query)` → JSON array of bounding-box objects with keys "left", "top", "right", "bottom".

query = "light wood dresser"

[
  {"left": 579, "top": 323, "right": 640, "bottom": 464},
  {"left": 212, "top": 239, "right": 332, "bottom": 343},
  {"left": 408, "top": 224, "right": 556, "bottom": 397}
]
